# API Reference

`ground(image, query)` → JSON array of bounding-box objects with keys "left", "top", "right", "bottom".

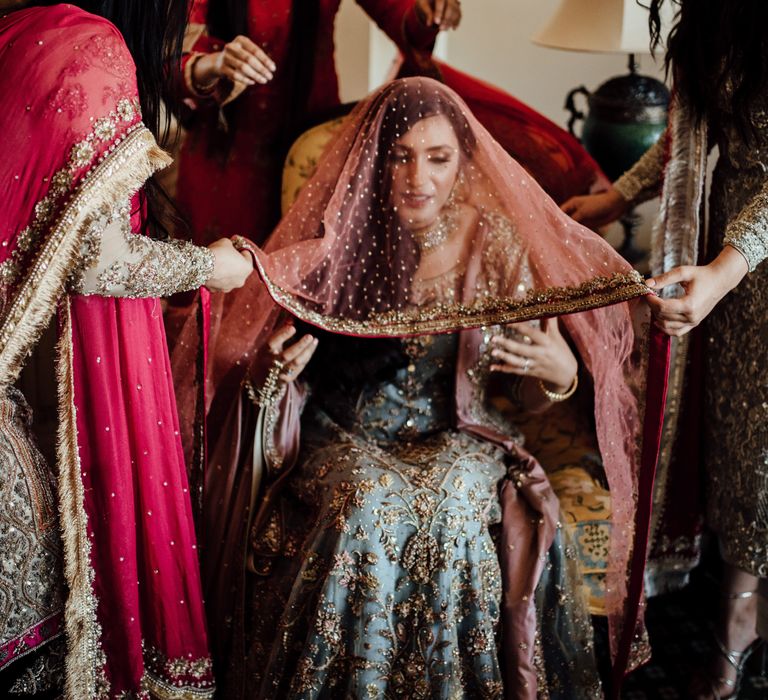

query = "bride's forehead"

[{"left": 393, "top": 115, "right": 458, "bottom": 147}]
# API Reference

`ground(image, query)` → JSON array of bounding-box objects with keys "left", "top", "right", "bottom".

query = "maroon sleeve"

[
  {"left": 355, "top": 0, "right": 438, "bottom": 52},
  {"left": 179, "top": 0, "right": 227, "bottom": 101}
]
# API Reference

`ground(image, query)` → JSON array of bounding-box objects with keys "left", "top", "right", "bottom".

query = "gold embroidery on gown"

[{"left": 238, "top": 214, "right": 601, "bottom": 699}]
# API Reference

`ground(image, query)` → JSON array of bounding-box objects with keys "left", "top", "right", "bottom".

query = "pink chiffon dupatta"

[{"left": 0, "top": 6, "right": 213, "bottom": 698}]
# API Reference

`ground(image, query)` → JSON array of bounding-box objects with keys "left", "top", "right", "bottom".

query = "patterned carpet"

[{"left": 619, "top": 572, "right": 768, "bottom": 699}]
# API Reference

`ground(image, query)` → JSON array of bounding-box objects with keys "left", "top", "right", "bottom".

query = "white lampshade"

[{"left": 533, "top": 0, "right": 673, "bottom": 55}]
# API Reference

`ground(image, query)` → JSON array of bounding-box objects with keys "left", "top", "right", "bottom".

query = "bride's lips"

[{"left": 401, "top": 193, "right": 433, "bottom": 209}]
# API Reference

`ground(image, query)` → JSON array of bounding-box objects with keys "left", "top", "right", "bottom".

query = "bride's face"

[{"left": 389, "top": 114, "right": 461, "bottom": 231}]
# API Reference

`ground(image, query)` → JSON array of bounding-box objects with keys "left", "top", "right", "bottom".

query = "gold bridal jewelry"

[
  {"left": 244, "top": 358, "right": 285, "bottom": 407},
  {"left": 538, "top": 373, "right": 579, "bottom": 402},
  {"left": 412, "top": 203, "right": 460, "bottom": 253}
]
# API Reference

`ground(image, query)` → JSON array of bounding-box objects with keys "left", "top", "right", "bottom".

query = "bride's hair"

[{"left": 647, "top": 0, "right": 768, "bottom": 139}]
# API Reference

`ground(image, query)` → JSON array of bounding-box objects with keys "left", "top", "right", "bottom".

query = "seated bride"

[{"left": 190, "top": 77, "right": 662, "bottom": 699}]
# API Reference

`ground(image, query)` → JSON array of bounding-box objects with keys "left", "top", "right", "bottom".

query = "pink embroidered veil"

[{"left": 172, "top": 77, "right": 669, "bottom": 695}]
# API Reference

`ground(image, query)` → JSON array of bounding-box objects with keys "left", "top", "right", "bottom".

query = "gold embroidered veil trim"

[{"left": 0, "top": 126, "right": 170, "bottom": 385}]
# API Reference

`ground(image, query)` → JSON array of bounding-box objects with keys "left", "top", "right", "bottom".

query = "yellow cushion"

[
  {"left": 501, "top": 397, "right": 611, "bottom": 616},
  {"left": 281, "top": 117, "right": 347, "bottom": 215}
]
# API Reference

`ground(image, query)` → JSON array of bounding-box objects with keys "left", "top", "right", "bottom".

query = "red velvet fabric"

[{"left": 436, "top": 61, "right": 610, "bottom": 203}]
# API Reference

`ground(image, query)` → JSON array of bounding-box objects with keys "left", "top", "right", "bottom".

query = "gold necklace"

[{"left": 412, "top": 204, "right": 460, "bottom": 253}]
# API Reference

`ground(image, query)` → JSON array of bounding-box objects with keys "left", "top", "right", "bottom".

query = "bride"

[{"left": 180, "top": 77, "right": 666, "bottom": 699}]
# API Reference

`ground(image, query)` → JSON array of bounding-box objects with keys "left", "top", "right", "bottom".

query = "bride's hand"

[
  {"left": 560, "top": 188, "right": 630, "bottom": 230},
  {"left": 267, "top": 324, "right": 318, "bottom": 383},
  {"left": 489, "top": 318, "right": 578, "bottom": 394}
]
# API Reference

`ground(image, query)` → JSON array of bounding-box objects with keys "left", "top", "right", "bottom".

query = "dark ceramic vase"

[
  {"left": 566, "top": 71, "right": 669, "bottom": 263},
  {"left": 566, "top": 73, "right": 670, "bottom": 181}
]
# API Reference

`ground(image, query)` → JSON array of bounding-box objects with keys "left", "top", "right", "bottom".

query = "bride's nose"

[{"left": 406, "top": 156, "right": 428, "bottom": 189}]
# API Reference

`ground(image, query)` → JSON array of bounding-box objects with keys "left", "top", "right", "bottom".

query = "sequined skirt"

[{"left": 0, "top": 387, "right": 64, "bottom": 693}]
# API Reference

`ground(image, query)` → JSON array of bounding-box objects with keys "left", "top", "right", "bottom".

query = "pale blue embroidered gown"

[{"left": 244, "top": 333, "right": 601, "bottom": 699}]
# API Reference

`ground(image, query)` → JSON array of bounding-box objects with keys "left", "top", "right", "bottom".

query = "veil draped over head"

[{"left": 172, "top": 77, "right": 668, "bottom": 693}]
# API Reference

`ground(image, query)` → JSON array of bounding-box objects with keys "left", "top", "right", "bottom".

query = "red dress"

[{"left": 176, "top": 0, "right": 437, "bottom": 245}]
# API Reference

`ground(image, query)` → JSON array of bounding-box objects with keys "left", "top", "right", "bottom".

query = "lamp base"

[
  {"left": 565, "top": 62, "right": 670, "bottom": 178},
  {"left": 617, "top": 210, "right": 647, "bottom": 266}
]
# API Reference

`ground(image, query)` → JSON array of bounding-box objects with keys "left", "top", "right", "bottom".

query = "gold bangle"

[
  {"left": 189, "top": 53, "right": 218, "bottom": 96},
  {"left": 244, "top": 359, "right": 285, "bottom": 407},
  {"left": 538, "top": 373, "right": 578, "bottom": 402}
]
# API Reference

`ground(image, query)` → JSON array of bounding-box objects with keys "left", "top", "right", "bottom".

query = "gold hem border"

[
  {"left": 56, "top": 298, "right": 107, "bottom": 699},
  {"left": 142, "top": 672, "right": 215, "bottom": 700},
  {"left": 255, "top": 258, "right": 649, "bottom": 336},
  {"left": 648, "top": 333, "right": 690, "bottom": 551}
]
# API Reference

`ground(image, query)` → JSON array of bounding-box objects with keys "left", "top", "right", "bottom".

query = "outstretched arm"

[
  {"left": 355, "top": 0, "right": 459, "bottom": 54},
  {"left": 645, "top": 246, "right": 749, "bottom": 336},
  {"left": 70, "top": 203, "right": 252, "bottom": 297},
  {"left": 561, "top": 137, "right": 667, "bottom": 230},
  {"left": 179, "top": 0, "right": 276, "bottom": 104},
  {"left": 645, "top": 171, "right": 768, "bottom": 336}
]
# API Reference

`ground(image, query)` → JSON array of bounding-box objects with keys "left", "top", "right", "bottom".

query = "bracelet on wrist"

[
  {"left": 244, "top": 359, "right": 285, "bottom": 407},
  {"left": 538, "top": 373, "right": 578, "bottom": 402},
  {"left": 189, "top": 53, "right": 219, "bottom": 97}
]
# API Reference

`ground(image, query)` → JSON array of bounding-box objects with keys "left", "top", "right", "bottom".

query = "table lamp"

[{"left": 533, "top": 0, "right": 672, "bottom": 261}]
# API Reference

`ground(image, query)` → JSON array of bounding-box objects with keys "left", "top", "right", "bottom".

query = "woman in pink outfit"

[{"left": 0, "top": 1, "right": 251, "bottom": 696}]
